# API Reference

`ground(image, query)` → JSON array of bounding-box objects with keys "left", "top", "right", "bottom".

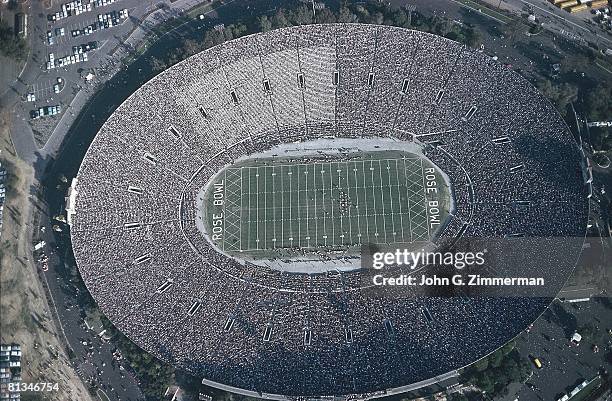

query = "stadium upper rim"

[{"left": 69, "top": 23, "right": 588, "bottom": 399}]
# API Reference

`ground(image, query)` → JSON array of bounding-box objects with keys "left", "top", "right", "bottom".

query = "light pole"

[{"left": 404, "top": 4, "right": 416, "bottom": 26}]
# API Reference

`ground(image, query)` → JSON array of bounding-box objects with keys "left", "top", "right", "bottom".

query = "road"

[{"left": 33, "top": 191, "right": 146, "bottom": 401}]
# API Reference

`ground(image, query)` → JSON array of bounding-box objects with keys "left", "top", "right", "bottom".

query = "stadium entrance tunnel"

[{"left": 195, "top": 138, "right": 454, "bottom": 272}]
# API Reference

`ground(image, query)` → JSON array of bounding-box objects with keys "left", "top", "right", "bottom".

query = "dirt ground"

[{"left": 0, "top": 109, "right": 94, "bottom": 401}]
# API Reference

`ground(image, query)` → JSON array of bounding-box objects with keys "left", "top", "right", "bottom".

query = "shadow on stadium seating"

[{"left": 513, "top": 132, "right": 582, "bottom": 193}]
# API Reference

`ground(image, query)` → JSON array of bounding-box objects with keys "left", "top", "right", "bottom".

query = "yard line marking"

[
  {"left": 370, "top": 160, "right": 379, "bottom": 241},
  {"left": 243, "top": 167, "right": 248, "bottom": 250},
  {"left": 346, "top": 161, "right": 353, "bottom": 244},
  {"left": 281, "top": 165, "right": 285, "bottom": 248},
  {"left": 386, "top": 160, "right": 397, "bottom": 242},
  {"left": 320, "top": 164, "right": 327, "bottom": 247},
  {"left": 361, "top": 159, "right": 370, "bottom": 240},
  {"left": 352, "top": 160, "right": 362, "bottom": 244},
  {"left": 297, "top": 164, "right": 301, "bottom": 248},
  {"left": 272, "top": 166, "right": 276, "bottom": 246},
  {"left": 394, "top": 159, "right": 406, "bottom": 243},
  {"left": 313, "top": 163, "right": 317, "bottom": 247},
  {"left": 263, "top": 165, "right": 267, "bottom": 249},
  {"left": 329, "top": 161, "right": 335, "bottom": 245},
  {"left": 256, "top": 166, "right": 260, "bottom": 250},
  {"left": 377, "top": 159, "right": 389, "bottom": 244},
  {"left": 305, "top": 164, "right": 310, "bottom": 248},
  {"left": 337, "top": 165, "right": 344, "bottom": 243}
]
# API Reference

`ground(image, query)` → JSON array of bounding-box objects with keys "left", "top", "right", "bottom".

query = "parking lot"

[
  {"left": 512, "top": 298, "right": 612, "bottom": 401},
  {"left": 29, "top": 77, "right": 62, "bottom": 99},
  {"left": 16, "top": 0, "right": 159, "bottom": 147}
]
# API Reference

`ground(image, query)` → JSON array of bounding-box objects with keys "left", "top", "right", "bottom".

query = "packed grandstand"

[{"left": 69, "top": 24, "right": 589, "bottom": 399}]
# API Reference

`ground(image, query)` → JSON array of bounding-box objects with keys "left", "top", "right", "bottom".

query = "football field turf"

[{"left": 210, "top": 151, "right": 447, "bottom": 256}]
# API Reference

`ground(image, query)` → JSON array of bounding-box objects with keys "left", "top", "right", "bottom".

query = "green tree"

[
  {"left": 464, "top": 27, "right": 482, "bottom": 48},
  {"left": 258, "top": 16, "right": 273, "bottom": 32},
  {"left": 271, "top": 9, "right": 290, "bottom": 28},
  {"left": 583, "top": 80, "right": 612, "bottom": 121},
  {"left": 430, "top": 15, "right": 453, "bottom": 36},
  {"left": 472, "top": 356, "right": 489, "bottom": 372},
  {"left": 390, "top": 9, "right": 409, "bottom": 27},
  {"left": 0, "top": 20, "right": 28, "bottom": 60},
  {"left": 182, "top": 39, "right": 201, "bottom": 57},
  {"left": 292, "top": 5, "right": 314, "bottom": 25},
  {"left": 353, "top": 5, "right": 370, "bottom": 22},
  {"left": 537, "top": 79, "right": 578, "bottom": 116},
  {"left": 148, "top": 56, "right": 167, "bottom": 72},
  {"left": 371, "top": 11, "right": 384, "bottom": 25},
  {"left": 315, "top": 8, "right": 337, "bottom": 24},
  {"left": 203, "top": 29, "right": 224, "bottom": 49},
  {"left": 562, "top": 54, "right": 589, "bottom": 73},
  {"left": 474, "top": 372, "right": 495, "bottom": 393},
  {"left": 228, "top": 23, "right": 248, "bottom": 39},
  {"left": 338, "top": 7, "right": 358, "bottom": 23},
  {"left": 583, "top": 80, "right": 612, "bottom": 150},
  {"left": 489, "top": 349, "right": 504, "bottom": 368}
]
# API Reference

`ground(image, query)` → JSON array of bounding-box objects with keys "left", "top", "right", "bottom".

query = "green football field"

[{"left": 206, "top": 151, "right": 449, "bottom": 257}]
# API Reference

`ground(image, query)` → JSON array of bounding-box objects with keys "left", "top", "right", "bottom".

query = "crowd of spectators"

[{"left": 70, "top": 24, "right": 588, "bottom": 398}]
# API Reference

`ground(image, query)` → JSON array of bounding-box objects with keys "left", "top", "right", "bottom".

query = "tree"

[
  {"left": 230, "top": 23, "right": 248, "bottom": 39},
  {"left": 271, "top": 9, "right": 290, "bottom": 28},
  {"left": 390, "top": 9, "right": 408, "bottom": 27},
  {"left": 182, "top": 39, "right": 201, "bottom": 57},
  {"left": 353, "top": 5, "right": 370, "bottom": 22},
  {"left": 315, "top": 8, "right": 337, "bottom": 24},
  {"left": 562, "top": 54, "right": 589, "bottom": 73},
  {"left": 537, "top": 79, "right": 578, "bottom": 116},
  {"left": 489, "top": 348, "right": 504, "bottom": 368},
  {"left": 371, "top": 11, "right": 384, "bottom": 25},
  {"left": 0, "top": 21, "right": 28, "bottom": 61},
  {"left": 148, "top": 56, "right": 167, "bottom": 72},
  {"left": 583, "top": 80, "right": 612, "bottom": 151},
  {"left": 464, "top": 27, "right": 482, "bottom": 48},
  {"left": 258, "top": 16, "right": 273, "bottom": 33},
  {"left": 583, "top": 80, "right": 612, "bottom": 121},
  {"left": 472, "top": 356, "right": 489, "bottom": 372},
  {"left": 473, "top": 372, "right": 495, "bottom": 393},
  {"left": 202, "top": 29, "right": 224, "bottom": 49},
  {"left": 430, "top": 15, "right": 453, "bottom": 36},
  {"left": 338, "top": 7, "right": 358, "bottom": 23},
  {"left": 292, "top": 5, "right": 314, "bottom": 25}
]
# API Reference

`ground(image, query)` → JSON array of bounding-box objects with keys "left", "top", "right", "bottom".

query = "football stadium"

[{"left": 68, "top": 24, "right": 589, "bottom": 399}]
